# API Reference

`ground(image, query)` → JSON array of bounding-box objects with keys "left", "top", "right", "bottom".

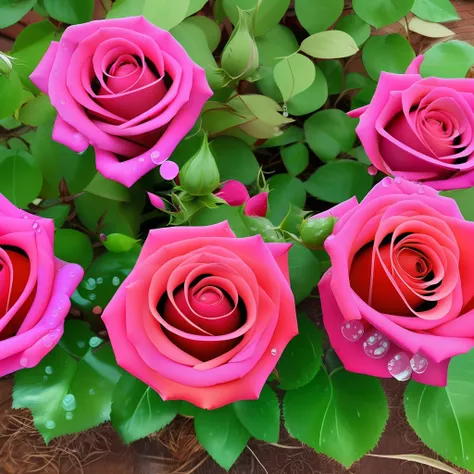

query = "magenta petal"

[
  {"left": 244, "top": 193, "right": 268, "bottom": 218},
  {"left": 160, "top": 161, "right": 179, "bottom": 180},
  {"left": 405, "top": 55, "right": 424, "bottom": 74},
  {"left": 216, "top": 180, "right": 249, "bottom": 206},
  {"left": 147, "top": 192, "right": 166, "bottom": 210},
  {"left": 30, "top": 41, "right": 59, "bottom": 94},
  {"left": 52, "top": 116, "right": 89, "bottom": 154}
]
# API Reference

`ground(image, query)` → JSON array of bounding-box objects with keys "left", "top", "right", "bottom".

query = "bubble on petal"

[
  {"left": 151, "top": 151, "right": 162, "bottom": 164},
  {"left": 45, "top": 420, "right": 56, "bottom": 429},
  {"left": 271, "top": 348, "right": 277, "bottom": 356},
  {"left": 32, "top": 221, "right": 42, "bottom": 233},
  {"left": 388, "top": 352, "right": 412, "bottom": 381},
  {"left": 363, "top": 332, "right": 390, "bottom": 359},
  {"left": 341, "top": 320, "right": 364, "bottom": 342},
  {"left": 410, "top": 352, "right": 428, "bottom": 374},
  {"left": 368, "top": 166, "right": 377, "bottom": 176},
  {"left": 395, "top": 177, "right": 402, "bottom": 184},
  {"left": 381, "top": 177, "right": 392, "bottom": 188},
  {"left": 20, "top": 357, "right": 28, "bottom": 368},
  {"left": 417, "top": 183, "right": 425, "bottom": 194},
  {"left": 60, "top": 99, "right": 65, "bottom": 105},
  {"left": 160, "top": 161, "right": 179, "bottom": 180},
  {"left": 20, "top": 212, "right": 29, "bottom": 220},
  {"left": 42, "top": 334, "right": 54, "bottom": 348}
]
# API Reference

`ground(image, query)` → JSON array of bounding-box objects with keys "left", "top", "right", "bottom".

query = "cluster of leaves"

[{"left": 1, "top": 0, "right": 474, "bottom": 472}]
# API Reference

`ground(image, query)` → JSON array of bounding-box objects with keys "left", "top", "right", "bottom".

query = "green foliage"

[
  {"left": 441, "top": 188, "right": 474, "bottom": 221},
  {"left": 353, "top": 0, "right": 415, "bottom": 28},
  {"left": 284, "top": 368, "right": 389, "bottom": 467},
  {"left": 54, "top": 229, "right": 93, "bottom": 269},
  {"left": 335, "top": 14, "right": 371, "bottom": 48},
  {"left": 288, "top": 243, "right": 321, "bottom": 303},
  {"left": 18, "top": 94, "right": 56, "bottom": 126},
  {"left": 0, "top": 71, "right": 25, "bottom": 120},
  {"left": 43, "top": 0, "right": 94, "bottom": 24},
  {"left": 13, "top": 321, "right": 123, "bottom": 444},
  {"left": 295, "top": 0, "right": 344, "bottom": 35},
  {"left": 281, "top": 143, "right": 309, "bottom": 176},
  {"left": 0, "top": 0, "right": 37, "bottom": 28},
  {"left": 277, "top": 313, "right": 323, "bottom": 390},
  {"left": 420, "top": 40, "right": 474, "bottom": 78},
  {"left": 411, "top": 0, "right": 459, "bottom": 22},
  {"left": 405, "top": 349, "right": 474, "bottom": 472},
  {"left": 267, "top": 173, "right": 306, "bottom": 225},
  {"left": 111, "top": 373, "right": 180, "bottom": 443},
  {"left": 300, "top": 31, "right": 359, "bottom": 59}
]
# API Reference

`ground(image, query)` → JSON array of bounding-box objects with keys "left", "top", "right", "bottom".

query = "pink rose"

[
  {"left": 0, "top": 196, "right": 83, "bottom": 376},
  {"left": 318, "top": 178, "right": 474, "bottom": 386},
  {"left": 349, "top": 56, "right": 474, "bottom": 191},
  {"left": 102, "top": 222, "right": 297, "bottom": 409},
  {"left": 30, "top": 17, "right": 213, "bottom": 187}
]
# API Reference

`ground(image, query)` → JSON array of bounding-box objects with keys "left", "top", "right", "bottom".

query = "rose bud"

[{"left": 300, "top": 216, "right": 337, "bottom": 249}]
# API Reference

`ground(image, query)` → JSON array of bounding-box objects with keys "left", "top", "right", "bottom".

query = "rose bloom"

[
  {"left": 318, "top": 178, "right": 474, "bottom": 386},
  {"left": 30, "top": 17, "right": 213, "bottom": 187},
  {"left": 0, "top": 196, "right": 83, "bottom": 376},
  {"left": 102, "top": 222, "right": 297, "bottom": 409},
  {"left": 350, "top": 56, "right": 474, "bottom": 191}
]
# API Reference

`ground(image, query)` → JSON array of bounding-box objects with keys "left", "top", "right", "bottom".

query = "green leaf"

[
  {"left": 107, "top": 0, "right": 190, "bottom": 31},
  {"left": 187, "top": 0, "right": 207, "bottom": 16},
  {"left": 13, "top": 321, "right": 123, "bottom": 444},
  {"left": 31, "top": 120, "right": 96, "bottom": 197},
  {"left": 210, "top": 137, "right": 259, "bottom": 185},
  {"left": 274, "top": 53, "right": 316, "bottom": 102},
  {"left": 267, "top": 173, "right": 306, "bottom": 226},
  {"left": 348, "top": 146, "right": 372, "bottom": 165},
  {"left": 260, "top": 126, "right": 303, "bottom": 148},
  {"left": 103, "top": 233, "right": 139, "bottom": 253},
  {"left": 411, "top": 0, "right": 459, "bottom": 23},
  {"left": 441, "top": 188, "right": 474, "bottom": 221},
  {"left": 353, "top": 0, "right": 415, "bottom": 28},
  {"left": 0, "top": 70, "right": 24, "bottom": 120},
  {"left": 43, "top": 0, "right": 94, "bottom": 24},
  {"left": 72, "top": 248, "right": 140, "bottom": 318},
  {"left": 18, "top": 94, "right": 56, "bottom": 126},
  {"left": 408, "top": 16, "right": 454, "bottom": 38},
  {"left": 295, "top": 0, "right": 344, "bottom": 34},
  {"left": 404, "top": 349, "right": 474, "bottom": 472},
  {"left": 284, "top": 369, "right": 389, "bottom": 467},
  {"left": 179, "top": 401, "right": 201, "bottom": 417},
  {"left": 0, "top": 0, "right": 37, "bottom": 28},
  {"left": 84, "top": 173, "right": 131, "bottom": 202},
  {"left": 195, "top": 405, "right": 250, "bottom": 470},
  {"left": 0, "top": 149, "right": 42, "bottom": 208},
  {"left": 277, "top": 313, "right": 323, "bottom": 390},
  {"left": 184, "top": 15, "right": 221, "bottom": 51},
  {"left": 420, "top": 40, "right": 474, "bottom": 78},
  {"left": 306, "top": 160, "right": 373, "bottom": 204},
  {"left": 223, "top": 0, "right": 291, "bottom": 37},
  {"left": 36, "top": 204, "right": 70, "bottom": 228},
  {"left": 111, "top": 372, "right": 179, "bottom": 444},
  {"left": 12, "top": 20, "right": 61, "bottom": 93},
  {"left": 191, "top": 205, "right": 250, "bottom": 237},
  {"left": 233, "top": 385, "right": 280, "bottom": 442},
  {"left": 288, "top": 243, "right": 320, "bottom": 303},
  {"left": 362, "top": 34, "right": 415, "bottom": 81},
  {"left": 54, "top": 229, "right": 93, "bottom": 269},
  {"left": 282, "top": 143, "right": 309, "bottom": 176},
  {"left": 170, "top": 21, "right": 222, "bottom": 89},
  {"left": 335, "top": 13, "right": 371, "bottom": 47},
  {"left": 300, "top": 31, "right": 359, "bottom": 59},
  {"left": 304, "top": 109, "right": 358, "bottom": 162},
  {"left": 318, "top": 60, "right": 343, "bottom": 95},
  {"left": 256, "top": 25, "right": 299, "bottom": 67},
  {"left": 286, "top": 64, "right": 328, "bottom": 116}
]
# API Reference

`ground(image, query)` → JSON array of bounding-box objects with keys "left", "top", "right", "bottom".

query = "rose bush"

[
  {"left": 319, "top": 178, "right": 474, "bottom": 386},
  {"left": 102, "top": 221, "right": 297, "bottom": 409},
  {"left": 349, "top": 56, "right": 474, "bottom": 191},
  {"left": 0, "top": 195, "right": 83, "bottom": 377},
  {"left": 30, "top": 16, "right": 213, "bottom": 187}
]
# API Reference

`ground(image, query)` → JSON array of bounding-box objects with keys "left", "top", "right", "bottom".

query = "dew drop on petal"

[
  {"left": 20, "top": 357, "right": 28, "bottom": 368},
  {"left": 417, "top": 183, "right": 425, "bottom": 194},
  {"left": 20, "top": 212, "right": 29, "bottom": 220},
  {"left": 60, "top": 99, "right": 65, "bottom": 105},
  {"left": 45, "top": 366, "right": 53, "bottom": 375},
  {"left": 341, "top": 320, "right": 364, "bottom": 342},
  {"left": 395, "top": 177, "right": 402, "bottom": 184},
  {"left": 363, "top": 332, "right": 390, "bottom": 359},
  {"left": 138, "top": 157, "right": 145, "bottom": 163},
  {"left": 381, "top": 177, "right": 392, "bottom": 188},
  {"left": 150, "top": 151, "right": 161, "bottom": 164},
  {"left": 89, "top": 336, "right": 102, "bottom": 348},
  {"left": 410, "top": 352, "right": 428, "bottom": 374},
  {"left": 45, "top": 420, "right": 56, "bottom": 429},
  {"left": 271, "top": 348, "right": 277, "bottom": 356},
  {"left": 160, "top": 161, "right": 179, "bottom": 180},
  {"left": 388, "top": 352, "right": 412, "bottom": 381},
  {"left": 368, "top": 166, "right": 377, "bottom": 176},
  {"left": 42, "top": 334, "right": 54, "bottom": 348}
]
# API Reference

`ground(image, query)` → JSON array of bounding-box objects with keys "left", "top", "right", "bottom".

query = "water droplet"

[
  {"left": 466, "top": 455, "right": 470, "bottom": 461},
  {"left": 271, "top": 348, "right": 277, "bottom": 356},
  {"left": 395, "top": 177, "right": 402, "bottom": 184},
  {"left": 410, "top": 353, "right": 428, "bottom": 374},
  {"left": 89, "top": 336, "right": 102, "bottom": 348},
  {"left": 77, "top": 340, "right": 85, "bottom": 349},
  {"left": 388, "top": 352, "right": 412, "bottom": 381},
  {"left": 60, "top": 99, "right": 65, "bottom": 105},
  {"left": 100, "top": 233, "right": 107, "bottom": 241},
  {"left": 138, "top": 157, "right": 145, "bottom": 163},
  {"left": 89, "top": 388, "right": 96, "bottom": 396},
  {"left": 92, "top": 306, "right": 103, "bottom": 315},
  {"left": 32, "top": 221, "right": 42, "bottom": 233},
  {"left": 20, "top": 212, "right": 29, "bottom": 220},
  {"left": 85, "top": 278, "right": 96, "bottom": 290},
  {"left": 69, "top": 270, "right": 77, "bottom": 279},
  {"left": 43, "top": 375, "right": 49, "bottom": 381},
  {"left": 363, "top": 332, "right": 390, "bottom": 359},
  {"left": 61, "top": 394, "right": 77, "bottom": 411},
  {"left": 89, "top": 293, "right": 96, "bottom": 301},
  {"left": 151, "top": 151, "right": 161, "bottom": 164},
  {"left": 45, "top": 366, "right": 53, "bottom": 375},
  {"left": 368, "top": 166, "right": 377, "bottom": 176},
  {"left": 341, "top": 320, "right": 364, "bottom": 342},
  {"left": 96, "top": 277, "right": 103, "bottom": 285},
  {"left": 20, "top": 357, "right": 28, "bottom": 368},
  {"left": 65, "top": 412, "right": 73, "bottom": 420},
  {"left": 381, "top": 177, "right": 392, "bottom": 188},
  {"left": 112, "top": 276, "right": 120, "bottom": 287},
  {"left": 417, "top": 183, "right": 425, "bottom": 194},
  {"left": 45, "top": 420, "right": 56, "bottom": 429},
  {"left": 282, "top": 104, "right": 289, "bottom": 118},
  {"left": 356, "top": 410, "right": 361, "bottom": 418},
  {"left": 42, "top": 334, "right": 54, "bottom": 348}
]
